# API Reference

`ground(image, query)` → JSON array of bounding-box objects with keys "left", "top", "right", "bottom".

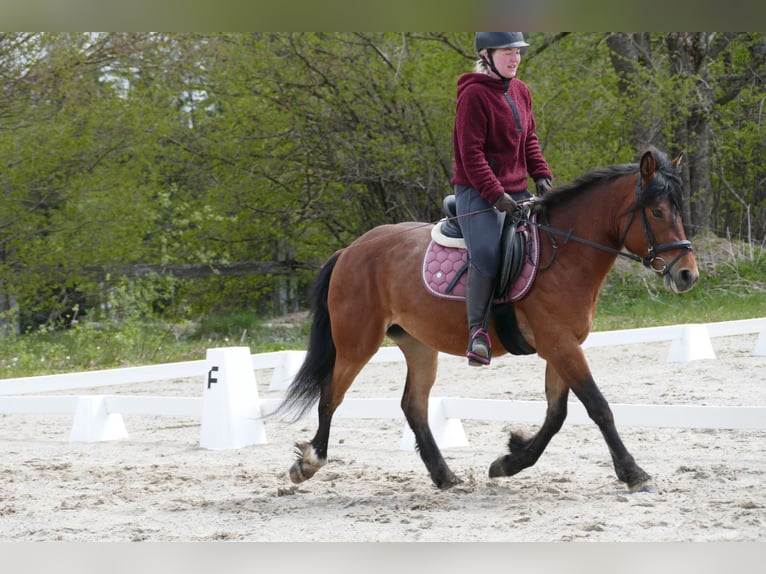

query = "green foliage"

[
  {"left": 1, "top": 259, "right": 762, "bottom": 379},
  {"left": 195, "top": 311, "right": 311, "bottom": 351},
  {"left": 595, "top": 239, "right": 766, "bottom": 330},
  {"left": 0, "top": 32, "right": 763, "bottom": 336},
  {"left": 0, "top": 309, "right": 310, "bottom": 378},
  {"left": 525, "top": 33, "right": 634, "bottom": 180},
  {"left": 596, "top": 279, "right": 766, "bottom": 331}
]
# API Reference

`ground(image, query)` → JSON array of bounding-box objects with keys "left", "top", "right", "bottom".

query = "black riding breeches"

[{"left": 454, "top": 185, "right": 505, "bottom": 279}]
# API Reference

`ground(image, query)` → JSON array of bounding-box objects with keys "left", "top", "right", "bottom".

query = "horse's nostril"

[{"left": 679, "top": 268, "right": 698, "bottom": 287}]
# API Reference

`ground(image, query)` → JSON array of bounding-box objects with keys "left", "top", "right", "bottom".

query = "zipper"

[{"left": 503, "top": 79, "right": 522, "bottom": 133}]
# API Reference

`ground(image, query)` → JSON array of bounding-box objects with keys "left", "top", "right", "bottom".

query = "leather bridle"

[{"left": 530, "top": 173, "right": 693, "bottom": 276}]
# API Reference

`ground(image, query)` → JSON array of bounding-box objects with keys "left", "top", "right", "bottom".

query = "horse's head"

[{"left": 621, "top": 147, "right": 699, "bottom": 293}]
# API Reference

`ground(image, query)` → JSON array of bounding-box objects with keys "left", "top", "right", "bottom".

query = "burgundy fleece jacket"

[{"left": 451, "top": 72, "right": 552, "bottom": 204}]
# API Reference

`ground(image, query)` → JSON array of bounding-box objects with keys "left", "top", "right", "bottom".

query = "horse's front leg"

[
  {"left": 489, "top": 362, "right": 569, "bottom": 478},
  {"left": 571, "top": 377, "right": 656, "bottom": 492},
  {"left": 396, "top": 334, "right": 462, "bottom": 489},
  {"left": 403, "top": 393, "right": 462, "bottom": 490}
]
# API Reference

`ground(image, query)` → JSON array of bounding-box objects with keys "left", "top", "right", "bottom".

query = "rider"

[{"left": 451, "top": 32, "right": 553, "bottom": 366}]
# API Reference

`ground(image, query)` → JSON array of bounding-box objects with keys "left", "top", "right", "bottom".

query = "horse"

[{"left": 277, "top": 146, "right": 699, "bottom": 493}]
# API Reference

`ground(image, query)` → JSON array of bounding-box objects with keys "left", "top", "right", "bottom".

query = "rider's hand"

[
  {"left": 493, "top": 193, "right": 517, "bottom": 214},
  {"left": 535, "top": 177, "right": 552, "bottom": 197}
]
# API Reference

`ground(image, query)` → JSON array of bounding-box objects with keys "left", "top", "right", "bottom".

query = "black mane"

[{"left": 540, "top": 148, "right": 683, "bottom": 213}]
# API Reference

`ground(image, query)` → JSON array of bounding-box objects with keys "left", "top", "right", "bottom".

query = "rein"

[
  {"left": 337, "top": 207, "right": 496, "bottom": 251},
  {"left": 335, "top": 169, "right": 692, "bottom": 278},
  {"left": 527, "top": 173, "right": 692, "bottom": 276}
]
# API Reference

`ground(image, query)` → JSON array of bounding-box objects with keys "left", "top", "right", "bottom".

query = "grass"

[
  {"left": 0, "top": 313, "right": 312, "bottom": 378},
  {"left": 593, "top": 272, "right": 766, "bottom": 331},
  {"left": 1, "top": 234, "right": 763, "bottom": 379},
  {"left": 594, "top": 232, "right": 765, "bottom": 330}
]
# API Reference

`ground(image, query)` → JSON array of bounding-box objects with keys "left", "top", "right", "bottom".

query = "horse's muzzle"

[{"left": 664, "top": 265, "right": 699, "bottom": 294}]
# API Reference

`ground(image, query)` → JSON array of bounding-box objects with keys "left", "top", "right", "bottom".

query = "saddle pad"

[{"left": 422, "top": 216, "right": 540, "bottom": 303}]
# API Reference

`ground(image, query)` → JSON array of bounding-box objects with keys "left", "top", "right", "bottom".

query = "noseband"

[{"left": 619, "top": 174, "right": 693, "bottom": 276}]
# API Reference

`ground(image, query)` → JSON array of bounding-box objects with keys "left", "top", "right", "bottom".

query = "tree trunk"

[
  {"left": 605, "top": 33, "right": 656, "bottom": 148},
  {"left": 0, "top": 293, "right": 20, "bottom": 338},
  {"left": 607, "top": 33, "right": 719, "bottom": 237},
  {"left": 666, "top": 33, "right": 719, "bottom": 237}
]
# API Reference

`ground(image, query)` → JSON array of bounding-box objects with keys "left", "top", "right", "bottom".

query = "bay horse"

[{"left": 278, "top": 146, "right": 699, "bottom": 493}]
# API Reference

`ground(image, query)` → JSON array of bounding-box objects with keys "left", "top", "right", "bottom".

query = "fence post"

[
  {"left": 200, "top": 347, "right": 267, "bottom": 450},
  {"left": 269, "top": 350, "right": 306, "bottom": 391},
  {"left": 754, "top": 329, "right": 766, "bottom": 356},
  {"left": 69, "top": 396, "right": 128, "bottom": 442},
  {"left": 666, "top": 324, "right": 716, "bottom": 362}
]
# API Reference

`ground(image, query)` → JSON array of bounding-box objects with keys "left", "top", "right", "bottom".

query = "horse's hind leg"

[
  {"left": 390, "top": 328, "right": 462, "bottom": 489},
  {"left": 289, "top": 354, "right": 369, "bottom": 484},
  {"left": 489, "top": 362, "right": 569, "bottom": 479}
]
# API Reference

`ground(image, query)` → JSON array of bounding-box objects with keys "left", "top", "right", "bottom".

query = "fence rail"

[{"left": 0, "top": 319, "right": 763, "bottom": 450}]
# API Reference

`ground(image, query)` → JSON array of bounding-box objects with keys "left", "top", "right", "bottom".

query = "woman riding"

[{"left": 451, "top": 31, "right": 554, "bottom": 366}]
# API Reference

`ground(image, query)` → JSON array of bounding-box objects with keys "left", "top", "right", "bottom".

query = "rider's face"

[{"left": 490, "top": 48, "right": 521, "bottom": 79}]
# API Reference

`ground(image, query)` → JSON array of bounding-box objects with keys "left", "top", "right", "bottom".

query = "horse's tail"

[{"left": 274, "top": 250, "right": 341, "bottom": 422}]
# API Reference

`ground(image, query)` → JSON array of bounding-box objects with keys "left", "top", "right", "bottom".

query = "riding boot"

[{"left": 465, "top": 264, "right": 495, "bottom": 366}]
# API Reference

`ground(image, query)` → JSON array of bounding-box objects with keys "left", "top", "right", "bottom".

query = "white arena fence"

[{"left": 0, "top": 318, "right": 764, "bottom": 450}]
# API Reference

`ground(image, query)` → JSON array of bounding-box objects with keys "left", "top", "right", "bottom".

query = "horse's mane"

[{"left": 540, "top": 147, "right": 683, "bottom": 213}]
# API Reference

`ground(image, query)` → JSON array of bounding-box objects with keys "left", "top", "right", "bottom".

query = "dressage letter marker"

[
  {"left": 207, "top": 366, "right": 219, "bottom": 389},
  {"left": 200, "top": 347, "right": 267, "bottom": 450}
]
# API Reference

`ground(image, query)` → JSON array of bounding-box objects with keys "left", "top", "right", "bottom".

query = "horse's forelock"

[{"left": 639, "top": 154, "right": 683, "bottom": 214}]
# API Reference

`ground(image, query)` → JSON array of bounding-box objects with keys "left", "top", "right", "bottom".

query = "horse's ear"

[
  {"left": 640, "top": 149, "right": 657, "bottom": 179},
  {"left": 671, "top": 153, "right": 683, "bottom": 171}
]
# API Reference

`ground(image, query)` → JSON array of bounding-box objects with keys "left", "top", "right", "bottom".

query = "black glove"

[
  {"left": 493, "top": 192, "right": 517, "bottom": 214},
  {"left": 535, "top": 177, "right": 552, "bottom": 197}
]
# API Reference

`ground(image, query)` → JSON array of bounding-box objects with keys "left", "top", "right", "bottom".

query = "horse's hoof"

[
  {"left": 437, "top": 474, "right": 463, "bottom": 490},
  {"left": 629, "top": 479, "right": 658, "bottom": 494},
  {"left": 289, "top": 461, "right": 309, "bottom": 484},
  {"left": 289, "top": 441, "right": 323, "bottom": 484},
  {"left": 488, "top": 456, "right": 506, "bottom": 478}
]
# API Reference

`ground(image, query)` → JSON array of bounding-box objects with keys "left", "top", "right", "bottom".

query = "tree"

[
  {"left": 163, "top": 33, "right": 468, "bottom": 312},
  {"left": 0, "top": 33, "right": 205, "bottom": 329},
  {"left": 604, "top": 32, "right": 766, "bottom": 237},
  {"left": 1, "top": 33, "right": 763, "bottom": 329}
]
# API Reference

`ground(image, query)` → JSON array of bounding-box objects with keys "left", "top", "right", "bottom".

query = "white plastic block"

[
  {"left": 269, "top": 350, "right": 307, "bottom": 391},
  {"left": 69, "top": 396, "right": 128, "bottom": 442},
  {"left": 200, "top": 347, "right": 267, "bottom": 450},
  {"left": 754, "top": 330, "right": 766, "bottom": 356},
  {"left": 399, "top": 398, "right": 469, "bottom": 451},
  {"left": 666, "top": 324, "right": 716, "bottom": 362}
]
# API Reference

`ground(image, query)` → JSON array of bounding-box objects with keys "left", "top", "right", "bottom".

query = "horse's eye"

[{"left": 651, "top": 208, "right": 663, "bottom": 218}]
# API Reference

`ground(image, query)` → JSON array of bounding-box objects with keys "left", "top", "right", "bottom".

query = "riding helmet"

[{"left": 474, "top": 32, "right": 529, "bottom": 52}]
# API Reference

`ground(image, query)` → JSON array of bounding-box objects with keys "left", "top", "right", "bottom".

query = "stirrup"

[{"left": 467, "top": 328, "right": 492, "bottom": 366}]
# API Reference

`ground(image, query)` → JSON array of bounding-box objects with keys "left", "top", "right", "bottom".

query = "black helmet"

[{"left": 475, "top": 32, "right": 529, "bottom": 52}]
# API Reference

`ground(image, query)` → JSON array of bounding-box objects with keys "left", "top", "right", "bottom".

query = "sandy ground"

[{"left": 0, "top": 334, "right": 764, "bottom": 542}]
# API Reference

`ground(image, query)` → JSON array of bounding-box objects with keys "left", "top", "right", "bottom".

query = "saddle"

[
  {"left": 434, "top": 194, "right": 531, "bottom": 300},
  {"left": 423, "top": 195, "right": 539, "bottom": 355}
]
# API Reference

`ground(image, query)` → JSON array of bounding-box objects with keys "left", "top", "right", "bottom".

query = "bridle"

[
  {"left": 620, "top": 175, "right": 693, "bottom": 274},
  {"left": 530, "top": 172, "right": 693, "bottom": 276}
]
